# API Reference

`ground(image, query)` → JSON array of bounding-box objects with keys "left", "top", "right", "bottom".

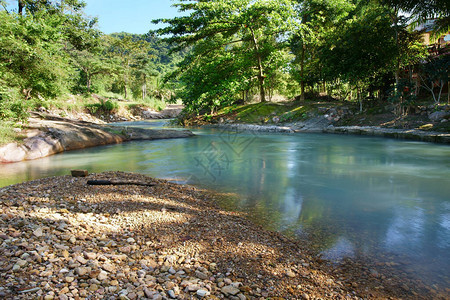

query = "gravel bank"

[{"left": 0, "top": 172, "right": 447, "bottom": 299}]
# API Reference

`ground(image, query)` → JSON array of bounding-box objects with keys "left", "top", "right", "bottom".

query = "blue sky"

[
  {"left": 4, "top": 0, "right": 181, "bottom": 34},
  {"left": 84, "top": 0, "right": 180, "bottom": 34}
]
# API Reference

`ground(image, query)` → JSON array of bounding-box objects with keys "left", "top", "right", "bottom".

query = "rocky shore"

[
  {"left": 203, "top": 119, "right": 450, "bottom": 144},
  {"left": 0, "top": 172, "right": 447, "bottom": 299},
  {"left": 0, "top": 113, "right": 194, "bottom": 163}
]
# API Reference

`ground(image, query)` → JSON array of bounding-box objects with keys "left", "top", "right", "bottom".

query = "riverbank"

[
  {"left": 0, "top": 171, "right": 447, "bottom": 299},
  {"left": 0, "top": 113, "right": 194, "bottom": 163},
  {"left": 203, "top": 122, "right": 450, "bottom": 144},
  {"left": 194, "top": 101, "right": 450, "bottom": 144}
]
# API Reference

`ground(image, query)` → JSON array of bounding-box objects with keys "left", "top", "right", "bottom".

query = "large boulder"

[
  {"left": 429, "top": 111, "right": 450, "bottom": 122},
  {"left": 0, "top": 113, "right": 194, "bottom": 163}
]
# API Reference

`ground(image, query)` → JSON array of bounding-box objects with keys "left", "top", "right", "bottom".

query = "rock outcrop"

[{"left": 0, "top": 113, "right": 194, "bottom": 163}]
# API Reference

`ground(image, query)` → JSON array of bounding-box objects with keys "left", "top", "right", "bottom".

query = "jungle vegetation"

[{"left": 0, "top": 0, "right": 449, "bottom": 126}]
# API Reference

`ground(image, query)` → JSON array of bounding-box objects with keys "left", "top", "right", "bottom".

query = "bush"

[
  {"left": 85, "top": 99, "right": 119, "bottom": 115},
  {"left": 0, "top": 89, "right": 29, "bottom": 121},
  {"left": 0, "top": 120, "right": 18, "bottom": 145}
]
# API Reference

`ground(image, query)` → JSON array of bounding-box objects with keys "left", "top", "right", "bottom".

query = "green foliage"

[
  {"left": 387, "top": 79, "right": 417, "bottom": 113},
  {"left": 320, "top": 5, "right": 397, "bottom": 86},
  {"left": 0, "top": 120, "right": 18, "bottom": 145},
  {"left": 85, "top": 99, "right": 118, "bottom": 115},
  {"left": 418, "top": 52, "right": 450, "bottom": 103},
  {"left": 155, "top": 0, "right": 301, "bottom": 112},
  {"left": 0, "top": 86, "right": 29, "bottom": 121}
]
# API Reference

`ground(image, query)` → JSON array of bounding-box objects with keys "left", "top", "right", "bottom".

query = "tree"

[
  {"left": 418, "top": 53, "right": 450, "bottom": 104},
  {"left": 290, "top": 0, "right": 354, "bottom": 100},
  {"left": 154, "top": 0, "right": 300, "bottom": 109},
  {"left": 319, "top": 4, "right": 399, "bottom": 110},
  {"left": 105, "top": 34, "right": 150, "bottom": 99}
]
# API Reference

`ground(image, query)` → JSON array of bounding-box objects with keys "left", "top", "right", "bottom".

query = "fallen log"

[{"left": 87, "top": 180, "right": 155, "bottom": 187}]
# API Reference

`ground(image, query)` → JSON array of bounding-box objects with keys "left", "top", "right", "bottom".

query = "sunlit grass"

[{"left": 0, "top": 121, "right": 18, "bottom": 146}]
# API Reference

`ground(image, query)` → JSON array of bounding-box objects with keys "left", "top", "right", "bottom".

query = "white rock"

[
  {"left": 97, "top": 270, "right": 108, "bottom": 281},
  {"left": 33, "top": 228, "right": 44, "bottom": 237},
  {"left": 196, "top": 289, "right": 210, "bottom": 297}
]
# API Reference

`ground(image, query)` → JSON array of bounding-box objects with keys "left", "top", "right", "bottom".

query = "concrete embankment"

[{"left": 0, "top": 114, "right": 194, "bottom": 163}]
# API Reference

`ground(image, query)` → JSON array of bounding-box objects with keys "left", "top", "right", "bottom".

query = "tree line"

[
  {"left": 154, "top": 0, "right": 449, "bottom": 115},
  {"left": 0, "top": 0, "right": 182, "bottom": 122},
  {"left": 0, "top": 0, "right": 449, "bottom": 123}
]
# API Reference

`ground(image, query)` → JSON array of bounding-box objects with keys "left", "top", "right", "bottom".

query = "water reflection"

[{"left": 0, "top": 121, "right": 449, "bottom": 288}]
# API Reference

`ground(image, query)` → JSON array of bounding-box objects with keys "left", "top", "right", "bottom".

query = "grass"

[
  {"left": 0, "top": 121, "right": 19, "bottom": 146},
  {"left": 215, "top": 101, "right": 318, "bottom": 124},
  {"left": 128, "top": 97, "right": 167, "bottom": 111}
]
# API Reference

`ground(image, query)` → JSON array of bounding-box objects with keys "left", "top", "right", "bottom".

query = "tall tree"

[{"left": 154, "top": 0, "right": 300, "bottom": 106}]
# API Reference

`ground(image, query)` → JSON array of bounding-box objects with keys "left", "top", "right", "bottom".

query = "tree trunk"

[
  {"left": 357, "top": 86, "right": 363, "bottom": 112},
  {"left": 142, "top": 74, "right": 147, "bottom": 100},
  {"left": 391, "top": 8, "right": 401, "bottom": 89},
  {"left": 142, "top": 83, "right": 146, "bottom": 100},
  {"left": 18, "top": 0, "right": 24, "bottom": 15},
  {"left": 87, "top": 74, "right": 91, "bottom": 94},
  {"left": 300, "top": 43, "right": 305, "bottom": 101},
  {"left": 249, "top": 27, "right": 266, "bottom": 102}
]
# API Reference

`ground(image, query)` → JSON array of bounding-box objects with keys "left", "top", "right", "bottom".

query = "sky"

[{"left": 83, "top": 0, "right": 180, "bottom": 34}]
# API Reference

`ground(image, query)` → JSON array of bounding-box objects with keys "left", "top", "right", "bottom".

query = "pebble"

[
  {"left": 197, "top": 289, "right": 210, "bottom": 297},
  {"left": 195, "top": 270, "right": 208, "bottom": 280},
  {"left": 221, "top": 285, "right": 240, "bottom": 296},
  {"left": 286, "top": 270, "right": 296, "bottom": 278},
  {"left": 33, "top": 228, "right": 44, "bottom": 237},
  {"left": 97, "top": 270, "right": 108, "bottom": 281},
  {"left": 75, "top": 256, "right": 87, "bottom": 265}
]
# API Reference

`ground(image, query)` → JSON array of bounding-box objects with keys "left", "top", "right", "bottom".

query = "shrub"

[{"left": 85, "top": 99, "right": 119, "bottom": 115}]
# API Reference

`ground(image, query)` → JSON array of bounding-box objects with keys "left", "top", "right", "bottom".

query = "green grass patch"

[
  {"left": 129, "top": 97, "right": 167, "bottom": 111},
  {"left": 216, "top": 102, "right": 317, "bottom": 124},
  {"left": 0, "top": 121, "right": 19, "bottom": 146},
  {"left": 85, "top": 99, "right": 119, "bottom": 115}
]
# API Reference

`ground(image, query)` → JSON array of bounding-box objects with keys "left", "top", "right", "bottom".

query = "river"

[{"left": 1, "top": 120, "right": 449, "bottom": 290}]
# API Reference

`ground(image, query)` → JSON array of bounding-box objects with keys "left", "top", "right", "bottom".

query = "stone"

[
  {"left": 84, "top": 252, "right": 97, "bottom": 260},
  {"left": 197, "top": 289, "right": 210, "bottom": 297},
  {"left": 195, "top": 270, "right": 208, "bottom": 280},
  {"left": 221, "top": 285, "right": 240, "bottom": 296},
  {"left": 102, "top": 263, "right": 115, "bottom": 272},
  {"left": 97, "top": 270, "right": 108, "bottom": 281},
  {"left": 65, "top": 276, "right": 75, "bottom": 283},
  {"left": 71, "top": 170, "right": 88, "bottom": 177},
  {"left": 76, "top": 267, "right": 89, "bottom": 276},
  {"left": 168, "top": 290, "right": 176, "bottom": 298},
  {"left": 75, "top": 256, "right": 87, "bottom": 265},
  {"left": 119, "top": 246, "right": 131, "bottom": 253},
  {"left": 88, "top": 284, "right": 99, "bottom": 292},
  {"left": 33, "top": 228, "right": 44, "bottom": 237},
  {"left": 186, "top": 284, "right": 200, "bottom": 292},
  {"left": 237, "top": 294, "right": 246, "bottom": 300},
  {"left": 429, "top": 111, "right": 450, "bottom": 122},
  {"left": 286, "top": 270, "right": 296, "bottom": 278}
]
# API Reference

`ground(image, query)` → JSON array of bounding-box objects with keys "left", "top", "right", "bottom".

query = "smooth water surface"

[{"left": 1, "top": 120, "right": 449, "bottom": 288}]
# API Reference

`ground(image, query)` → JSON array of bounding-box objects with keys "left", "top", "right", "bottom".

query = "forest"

[{"left": 0, "top": 0, "right": 449, "bottom": 133}]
